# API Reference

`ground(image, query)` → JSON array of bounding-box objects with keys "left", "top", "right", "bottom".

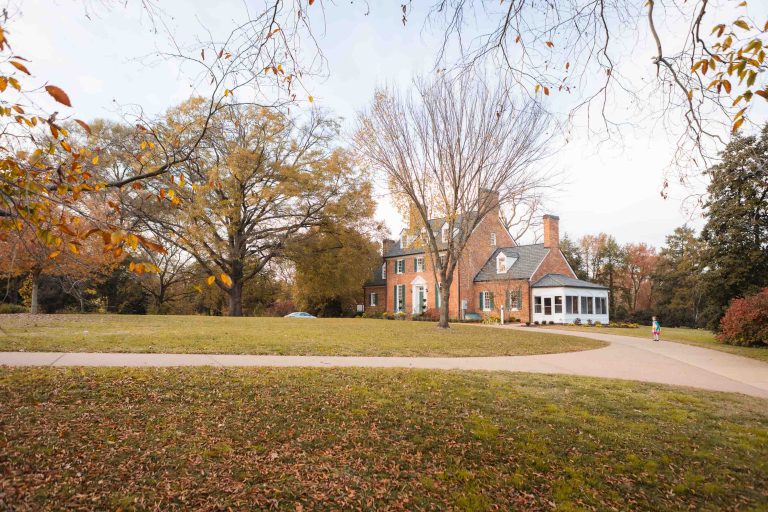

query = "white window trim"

[
  {"left": 369, "top": 292, "right": 377, "bottom": 306},
  {"left": 381, "top": 262, "right": 386, "bottom": 279},
  {"left": 496, "top": 253, "right": 507, "bottom": 274},
  {"left": 490, "top": 232, "right": 497, "bottom": 247},
  {"left": 481, "top": 291, "right": 492, "bottom": 312},
  {"left": 415, "top": 257, "right": 425, "bottom": 272},
  {"left": 441, "top": 224, "right": 449, "bottom": 243},
  {"left": 396, "top": 258, "right": 405, "bottom": 274}
]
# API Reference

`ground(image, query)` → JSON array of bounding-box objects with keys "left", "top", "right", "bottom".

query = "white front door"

[{"left": 413, "top": 285, "right": 426, "bottom": 314}]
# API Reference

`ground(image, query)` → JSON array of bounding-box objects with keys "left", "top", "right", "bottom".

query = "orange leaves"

[
  {"left": 75, "top": 119, "right": 91, "bottom": 135},
  {"left": 44, "top": 85, "right": 72, "bottom": 107},
  {"left": 206, "top": 275, "right": 216, "bottom": 285},
  {"left": 732, "top": 107, "right": 747, "bottom": 133},
  {"left": 220, "top": 273, "right": 233, "bottom": 287},
  {"left": 10, "top": 60, "right": 30, "bottom": 75},
  {"left": 545, "top": 41, "right": 554, "bottom": 48}
]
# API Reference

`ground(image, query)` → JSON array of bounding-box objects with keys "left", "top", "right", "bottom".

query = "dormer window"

[
  {"left": 441, "top": 224, "right": 449, "bottom": 243},
  {"left": 490, "top": 232, "right": 497, "bottom": 247},
  {"left": 496, "top": 253, "right": 507, "bottom": 274}
]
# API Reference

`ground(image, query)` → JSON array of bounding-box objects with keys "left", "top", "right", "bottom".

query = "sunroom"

[{"left": 531, "top": 274, "right": 609, "bottom": 325}]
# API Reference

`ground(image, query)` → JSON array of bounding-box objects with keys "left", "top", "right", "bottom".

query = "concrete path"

[{"left": 1, "top": 327, "right": 767, "bottom": 399}]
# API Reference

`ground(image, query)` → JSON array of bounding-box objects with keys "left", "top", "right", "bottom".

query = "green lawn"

[
  {"left": 541, "top": 324, "right": 768, "bottom": 363},
  {"left": 0, "top": 314, "right": 604, "bottom": 357},
  {"left": 1, "top": 367, "right": 765, "bottom": 511}
]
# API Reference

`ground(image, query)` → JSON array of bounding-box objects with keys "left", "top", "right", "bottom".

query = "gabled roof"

[
  {"left": 364, "top": 262, "right": 386, "bottom": 287},
  {"left": 532, "top": 273, "right": 608, "bottom": 289},
  {"left": 384, "top": 212, "right": 479, "bottom": 258},
  {"left": 473, "top": 244, "right": 550, "bottom": 282}
]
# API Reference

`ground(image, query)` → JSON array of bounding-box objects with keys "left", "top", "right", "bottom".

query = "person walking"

[{"left": 651, "top": 316, "right": 661, "bottom": 342}]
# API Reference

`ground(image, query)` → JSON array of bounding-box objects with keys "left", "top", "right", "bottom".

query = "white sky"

[{"left": 10, "top": 0, "right": 767, "bottom": 247}]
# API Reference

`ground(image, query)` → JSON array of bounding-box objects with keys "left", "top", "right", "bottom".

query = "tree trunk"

[
  {"left": 438, "top": 281, "right": 451, "bottom": 329},
  {"left": 29, "top": 269, "right": 40, "bottom": 315},
  {"left": 227, "top": 281, "right": 243, "bottom": 317}
]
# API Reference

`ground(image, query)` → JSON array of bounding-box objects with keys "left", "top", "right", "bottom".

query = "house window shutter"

[
  {"left": 517, "top": 288, "right": 522, "bottom": 309},
  {"left": 414, "top": 258, "right": 417, "bottom": 272},
  {"left": 479, "top": 292, "right": 483, "bottom": 310}
]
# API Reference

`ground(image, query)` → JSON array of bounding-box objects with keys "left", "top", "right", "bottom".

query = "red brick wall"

[
  {"left": 531, "top": 249, "right": 577, "bottom": 282},
  {"left": 471, "top": 279, "right": 530, "bottom": 322},
  {"left": 363, "top": 285, "right": 387, "bottom": 315},
  {"left": 384, "top": 254, "right": 462, "bottom": 318}
]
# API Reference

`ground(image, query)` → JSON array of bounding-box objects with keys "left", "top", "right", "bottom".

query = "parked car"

[{"left": 284, "top": 312, "right": 317, "bottom": 318}]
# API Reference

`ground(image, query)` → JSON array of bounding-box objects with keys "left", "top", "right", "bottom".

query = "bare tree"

[{"left": 355, "top": 73, "right": 550, "bottom": 328}]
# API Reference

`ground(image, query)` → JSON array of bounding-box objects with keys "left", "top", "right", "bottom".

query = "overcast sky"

[{"left": 11, "top": 0, "right": 766, "bottom": 247}]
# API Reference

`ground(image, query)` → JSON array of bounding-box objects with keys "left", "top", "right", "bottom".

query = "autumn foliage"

[{"left": 717, "top": 288, "right": 768, "bottom": 347}]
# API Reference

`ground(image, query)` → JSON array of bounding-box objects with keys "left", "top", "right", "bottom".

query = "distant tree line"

[{"left": 560, "top": 125, "right": 768, "bottom": 329}]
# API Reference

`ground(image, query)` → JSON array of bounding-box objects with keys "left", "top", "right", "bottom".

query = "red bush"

[{"left": 717, "top": 288, "right": 768, "bottom": 347}]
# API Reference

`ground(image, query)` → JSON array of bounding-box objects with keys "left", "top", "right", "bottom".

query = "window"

[
  {"left": 554, "top": 296, "right": 563, "bottom": 314},
  {"left": 544, "top": 297, "right": 552, "bottom": 315},
  {"left": 595, "top": 297, "right": 607, "bottom": 315},
  {"left": 506, "top": 287, "right": 522, "bottom": 311},
  {"left": 581, "top": 296, "right": 594, "bottom": 314},
  {"left": 381, "top": 263, "right": 386, "bottom": 280},
  {"left": 369, "top": 293, "right": 378, "bottom": 306},
  {"left": 490, "top": 232, "right": 497, "bottom": 246},
  {"left": 414, "top": 257, "right": 425, "bottom": 272},
  {"left": 394, "top": 284, "right": 406, "bottom": 312},
  {"left": 566, "top": 295, "right": 579, "bottom": 314},
  {"left": 441, "top": 224, "right": 449, "bottom": 243},
  {"left": 496, "top": 253, "right": 507, "bottom": 274},
  {"left": 439, "top": 254, "right": 447, "bottom": 269},
  {"left": 480, "top": 291, "right": 494, "bottom": 311},
  {"left": 534, "top": 296, "right": 542, "bottom": 314},
  {"left": 395, "top": 259, "right": 405, "bottom": 274}
]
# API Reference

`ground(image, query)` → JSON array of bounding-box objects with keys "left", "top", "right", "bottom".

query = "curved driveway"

[{"left": 1, "top": 326, "right": 767, "bottom": 399}]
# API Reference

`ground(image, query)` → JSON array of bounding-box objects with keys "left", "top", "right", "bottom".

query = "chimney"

[
  {"left": 408, "top": 203, "right": 421, "bottom": 230},
  {"left": 382, "top": 238, "right": 396, "bottom": 256},
  {"left": 543, "top": 214, "right": 560, "bottom": 248},
  {"left": 479, "top": 188, "right": 500, "bottom": 216}
]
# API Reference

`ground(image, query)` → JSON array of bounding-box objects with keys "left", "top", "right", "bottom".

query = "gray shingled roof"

[
  {"left": 364, "top": 263, "right": 386, "bottom": 287},
  {"left": 532, "top": 274, "right": 608, "bottom": 289},
  {"left": 384, "top": 213, "right": 478, "bottom": 258},
  {"left": 473, "top": 244, "right": 550, "bottom": 282}
]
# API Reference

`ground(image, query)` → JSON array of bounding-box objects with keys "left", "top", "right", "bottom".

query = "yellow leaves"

[
  {"left": 10, "top": 60, "right": 30, "bottom": 75},
  {"left": 220, "top": 273, "right": 233, "bottom": 287},
  {"left": 92, "top": 155, "right": 99, "bottom": 165},
  {"left": 67, "top": 242, "right": 80, "bottom": 254},
  {"left": 711, "top": 24, "right": 726, "bottom": 37},
  {"left": 8, "top": 77, "right": 20, "bottom": 91},
  {"left": 534, "top": 84, "right": 540, "bottom": 93},
  {"left": 733, "top": 19, "right": 750, "bottom": 31},
  {"left": 308, "top": 95, "right": 313, "bottom": 103},
  {"left": 224, "top": 88, "right": 231, "bottom": 97},
  {"left": 140, "top": 141, "right": 147, "bottom": 150},
  {"left": 129, "top": 261, "right": 159, "bottom": 274},
  {"left": 0, "top": 77, "right": 6, "bottom": 92},
  {"left": 60, "top": 140, "right": 71, "bottom": 153},
  {"left": 207, "top": 275, "right": 216, "bottom": 286},
  {"left": 732, "top": 107, "right": 747, "bottom": 133},
  {"left": 44, "top": 85, "right": 72, "bottom": 107},
  {"left": 48, "top": 251, "right": 60, "bottom": 259}
]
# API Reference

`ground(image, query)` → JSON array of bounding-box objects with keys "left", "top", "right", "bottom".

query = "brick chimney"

[
  {"left": 543, "top": 214, "right": 560, "bottom": 248},
  {"left": 382, "top": 239, "right": 396, "bottom": 256},
  {"left": 408, "top": 203, "right": 421, "bottom": 230},
  {"left": 479, "top": 188, "right": 500, "bottom": 216}
]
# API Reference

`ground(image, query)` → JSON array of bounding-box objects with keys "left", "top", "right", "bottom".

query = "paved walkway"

[{"left": 1, "top": 327, "right": 767, "bottom": 399}]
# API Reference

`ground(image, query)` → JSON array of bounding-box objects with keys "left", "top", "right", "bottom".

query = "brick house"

[{"left": 363, "top": 208, "right": 609, "bottom": 324}]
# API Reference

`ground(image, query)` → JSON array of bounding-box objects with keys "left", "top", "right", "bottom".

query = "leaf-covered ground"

[
  {"left": 541, "top": 324, "right": 768, "bottom": 363},
  {"left": 1, "top": 368, "right": 766, "bottom": 511},
  {"left": 0, "top": 315, "right": 604, "bottom": 356}
]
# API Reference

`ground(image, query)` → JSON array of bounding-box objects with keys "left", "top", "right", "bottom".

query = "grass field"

[
  {"left": 0, "top": 367, "right": 765, "bottom": 511},
  {"left": 541, "top": 324, "right": 768, "bottom": 363},
  {"left": 0, "top": 314, "right": 605, "bottom": 357}
]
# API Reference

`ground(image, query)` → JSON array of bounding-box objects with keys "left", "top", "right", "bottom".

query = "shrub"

[
  {"left": 394, "top": 311, "right": 408, "bottom": 321},
  {"left": 586, "top": 319, "right": 593, "bottom": 326},
  {"left": 382, "top": 312, "right": 395, "bottom": 320},
  {"left": 594, "top": 321, "right": 603, "bottom": 327},
  {"left": 573, "top": 318, "right": 582, "bottom": 325},
  {"left": 718, "top": 288, "right": 768, "bottom": 347},
  {"left": 0, "top": 303, "right": 26, "bottom": 314},
  {"left": 420, "top": 308, "right": 441, "bottom": 322},
  {"left": 482, "top": 314, "right": 500, "bottom": 325},
  {"left": 548, "top": 320, "right": 555, "bottom": 325},
  {"left": 533, "top": 321, "right": 539, "bottom": 326},
  {"left": 525, "top": 321, "right": 531, "bottom": 326}
]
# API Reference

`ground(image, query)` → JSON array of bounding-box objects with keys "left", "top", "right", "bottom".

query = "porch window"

[
  {"left": 566, "top": 295, "right": 579, "bottom": 314},
  {"left": 369, "top": 293, "right": 378, "bottom": 306},
  {"left": 554, "top": 296, "right": 563, "bottom": 314},
  {"left": 595, "top": 297, "right": 607, "bottom": 315},
  {"left": 534, "top": 296, "right": 542, "bottom": 314},
  {"left": 581, "top": 296, "right": 594, "bottom": 314},
  {"left": 544, "top": 297, "right": 552, "bottom": 315}
]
